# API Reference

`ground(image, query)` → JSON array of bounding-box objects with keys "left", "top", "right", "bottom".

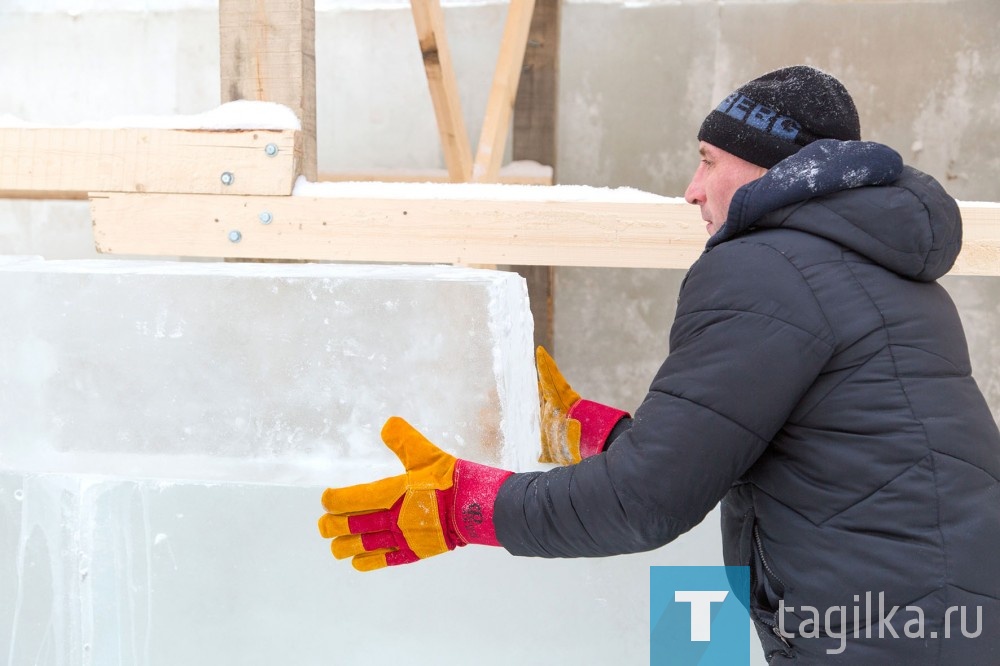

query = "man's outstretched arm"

[{"left": 495, "top": 240, "right": 836, "bottom": 558}]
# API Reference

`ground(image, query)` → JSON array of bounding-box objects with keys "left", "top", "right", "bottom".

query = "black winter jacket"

[{"left": 494, "top": 140, "right": 1000, "bottom": 664}]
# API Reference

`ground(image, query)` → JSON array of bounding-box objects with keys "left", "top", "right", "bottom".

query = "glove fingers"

[
  {"left": 538, "top": 410, "right": 579, "bottom": 465},
  {"left": 321, "top": 474, "right": 407, "bottom": 514},
  {"left": 536, "top": 347, "right": 563, "bottom": 405},
  {"left": 384, "top": 548, "right": 420, "bottom": 568},
  {"left": 566, "top": 417, "right": 582, "bottom": 464},
  {"left": 320, "top": 491, "right": 402, "bottom": 539},
  {"left": 318, "top": 513, "right": 350, "bottom": 538},
  {"left": 344, "top": 507, "right": 396, "bottom": 535},
  {"left": 330, "top": 534, "right": 365, "bottom": 560},
  {"left": 536, "top": 346, "right": 579, "bottom": 410},
  {"left": 538, "top": 427, "right": 569, "bottom": 464},
  {"left": 361, "top": 531, "right": 399, "bottom": 552},
  {"left": 330, "top": 531, "right": 399, "bottom": 560},
  {"left": 350, "top": 545, "right": 420, "bottom": 572},
  {"left": 318, "top": 509, "right": 396, "bottom": 538},
  {"left": 351, "top": 550, "right": 392, "bottom": 572}
]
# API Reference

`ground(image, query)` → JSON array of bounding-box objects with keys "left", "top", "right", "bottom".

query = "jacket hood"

[{"left": 711, "top": 140, "right": 962, "bottom": 281}]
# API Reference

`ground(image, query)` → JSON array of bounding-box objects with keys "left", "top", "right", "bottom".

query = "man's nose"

[{"left": 684, "top": 173, "right": 704, "bottom": 205}]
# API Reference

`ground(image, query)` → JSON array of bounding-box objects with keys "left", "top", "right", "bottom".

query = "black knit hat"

[{"left": 698, "top": 66, "right": 861, "bottom": 168}]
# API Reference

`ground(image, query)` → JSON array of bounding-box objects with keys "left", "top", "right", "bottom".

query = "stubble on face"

[{"left": 685, "top": 142, "right": 768, "bottom": 236}]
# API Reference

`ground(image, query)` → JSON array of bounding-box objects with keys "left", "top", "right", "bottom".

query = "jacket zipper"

[
  {"left": 754, "top": 524, "right": 791, "bottom": 648},
  {"left": 754, "top": 524, "right": 787, "bottom": 590}
]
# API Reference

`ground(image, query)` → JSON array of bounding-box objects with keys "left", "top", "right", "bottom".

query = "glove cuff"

[
  {"left": 568, "top": 399, "right": 630, "bottom": 459},
  {"left": 450, "top": 459, "right": 513, "bottom": 547}
]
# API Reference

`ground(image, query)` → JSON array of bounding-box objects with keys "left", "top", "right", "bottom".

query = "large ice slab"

[
  {"left": 0, "top": 256, "right": 550, "bottom": 665},
  {"left": 0, "top": 257, "right": 539, "bottom": 483}
]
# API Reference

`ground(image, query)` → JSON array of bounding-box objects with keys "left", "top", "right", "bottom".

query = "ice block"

[
  {"left": 0, "top": 257, "right": 539, "bottom": 483},
  {"left": 0, "top": 256, "right": 701, "bottom": 666}
]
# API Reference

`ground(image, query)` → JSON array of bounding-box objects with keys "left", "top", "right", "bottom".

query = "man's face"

[{"left": 684, "top": 142, "right": 767, "bottom": 236}]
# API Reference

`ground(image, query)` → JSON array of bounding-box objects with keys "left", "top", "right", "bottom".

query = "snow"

[
  {"left": 958, "top": 200, "right": 1000, "bottom": 209},
  {"left": 0, "top": 115, "right": 40, "bottom": 128},
  {"left": 0, "top": 101, "right": 301, "bottom": 131},
  {"left": 92, "top": 100, "right": 301, "bottom": 130},
  {"left": 1, "top": 0, "right": 543, "bottom": 12},
  {"left": 498, "top": 160, "right": 555, "bottom": 179},
  {"left": 292, "top": 176, "right": 681, "bottom": 203},
  {"left": 325, "top": 161, "right": 554, "bottom": 183}
]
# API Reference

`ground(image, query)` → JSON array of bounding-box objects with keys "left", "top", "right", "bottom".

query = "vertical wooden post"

[
  {"left": 513, "top": 0, "right": 559, "bottom": 172},
  {"left": 510, "top": 0, "right": 559, "bottom": 351},
  {"left": 219, "top": 0, "right": 318, "bottom": 181}
]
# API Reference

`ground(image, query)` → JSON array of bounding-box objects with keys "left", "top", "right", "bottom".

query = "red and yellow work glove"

[
  {"left": 318, "top": 416, "right": 513, "bottom": 571},
  {"left": 536, "top": 346, "right": 630, "bottom": 465}
]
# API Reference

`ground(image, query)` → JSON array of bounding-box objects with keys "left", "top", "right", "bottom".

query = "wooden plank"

[
  {"left": 471, "top": 0, "right": 537, "bottom": 183},
  {"left": 220, "top": 0, "right": 317, "bottom": 181},
  {"left": 90, "top": 193, "right": 1000, "bottom": 275},
  {"left": 0, "top": 128, "right": 300, "bottom": 198},
  {"left": 90, "top": 191, "right": 702, "bottom": 265},
  {"left": 510, "top": 0, "right": 559, "bottom": 350},
  {"left": 953, "top": 204, "right": 1000, "bottom": 276},
  {"left": 410, "top": 0, "right": 473, "bottom": 182}
]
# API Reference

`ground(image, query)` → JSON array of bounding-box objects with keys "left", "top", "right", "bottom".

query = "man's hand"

[
  {"left": 537, "top": 346, "right": 584, "bottom": 464},
  {"left": 536, "top": 346, "right": 631, "bottom": 465},
  {"left": 318, "top": 417, "right": 512, "bottom": 571}
]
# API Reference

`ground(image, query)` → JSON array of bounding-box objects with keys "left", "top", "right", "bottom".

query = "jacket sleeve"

[{"left": 494, "top": 239, "right": 836, "bottom": 557}]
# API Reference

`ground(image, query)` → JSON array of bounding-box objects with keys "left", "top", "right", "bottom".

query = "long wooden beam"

[
  {"left": 0, "top": 128, "right": 301, "bottom": 198},
  {"left": 89, "top": 191, "right": 701, "bottom": 265},
  {"left": 88, "top": 192, "right": 999, "bottom": 275},
  {"left": 220, "top": 0, "right": 317, "bottom": 180}
]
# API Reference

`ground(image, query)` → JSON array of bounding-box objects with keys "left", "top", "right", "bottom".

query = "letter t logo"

[{"left": 675, "top": 590, "right": 729, "bottom": 641}]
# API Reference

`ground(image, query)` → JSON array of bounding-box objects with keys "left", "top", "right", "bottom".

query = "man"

[{"left": 319, "top": 66, "right": 1000, "bottom": 663}]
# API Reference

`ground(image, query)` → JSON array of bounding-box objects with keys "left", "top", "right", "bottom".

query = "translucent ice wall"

[
  {"left": 0, "top": 257, "right": 539, "bottom": 482},
  {"left": 0, "top": 256, "right": 552, "bottom": 665}
]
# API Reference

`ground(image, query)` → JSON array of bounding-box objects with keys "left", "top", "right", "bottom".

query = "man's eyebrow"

[{"left": 699, "top": 146, "right": 710, "bottom": 158}]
